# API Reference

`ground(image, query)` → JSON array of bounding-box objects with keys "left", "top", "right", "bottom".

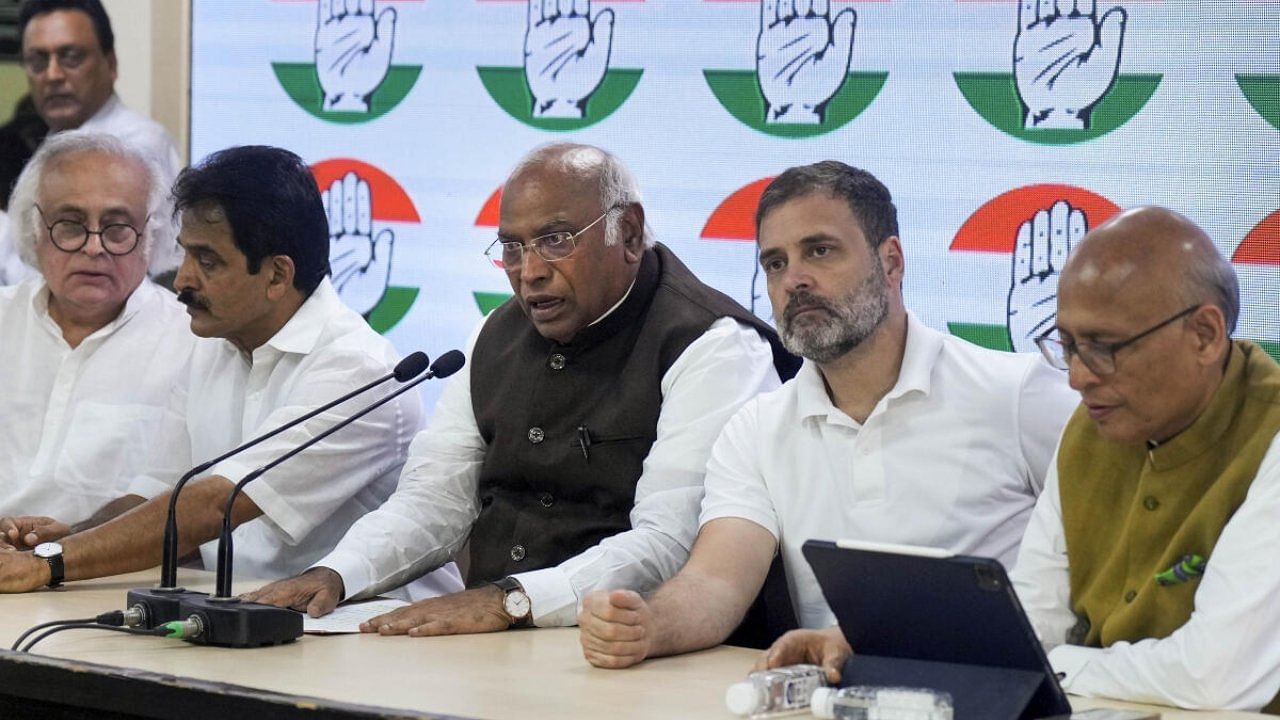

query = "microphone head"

[
  {"left": 394, "top": 351, "right": 431, "bottom": 382},
  {"left": 428, "top": 349, "right": 466, "bottom": 379}
]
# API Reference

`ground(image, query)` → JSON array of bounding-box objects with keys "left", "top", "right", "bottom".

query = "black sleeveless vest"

[{"left": 467, "top": 243, "right": 797, "bottom": 584}]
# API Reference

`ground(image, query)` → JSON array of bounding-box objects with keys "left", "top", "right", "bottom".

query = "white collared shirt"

[
  {"left": 128, "top": 278, "right": 462, "bottom": 590},
  {"left": 699, "top": 312, "right": 1079, "bottom": 629},
  {"left": 0, "top": 277, "right": 195, "bottom": 524},
  {"left": 1011, "top": 437, "right": 1280, "bottom": 710},
  {"left": 316, "top": 314, "right": 780, "bottom": 624}
]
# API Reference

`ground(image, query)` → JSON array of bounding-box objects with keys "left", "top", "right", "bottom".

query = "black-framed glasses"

[
  {"left": 1035, "top": 305, "right": 1201, "bottom": 376},
  {"left": 21, "top": 46, "right": 92, "bottom": 75},
  {"left": 484, "top": 206, "right": 619, "bottom": 271},
  {"left": 35, "top": 204, "right": 146, "bottom": 256}
]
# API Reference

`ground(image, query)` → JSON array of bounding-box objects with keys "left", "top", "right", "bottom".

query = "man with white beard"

[{"left": 576, "top": 161, "right": 1078, "bottom": 673}]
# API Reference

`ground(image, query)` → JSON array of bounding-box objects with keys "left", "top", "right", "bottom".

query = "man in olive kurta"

[{"left": 1012, "top": 206, "right": 1280, "bottom": 712}]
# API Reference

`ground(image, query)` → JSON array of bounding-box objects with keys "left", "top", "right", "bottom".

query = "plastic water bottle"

[
  {"left": 810, "top": 686, "right": 954, "bottom": 720},
  {"left": 724, "top": 664, "right": 828, "bottom": 718}
]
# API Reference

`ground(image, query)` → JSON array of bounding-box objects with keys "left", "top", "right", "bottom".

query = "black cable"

[
  {"left": 10, "top": 617, "right": 96, "bottom": 651},
  {"left": 10, "top": 610, "right": 128, "bottom": 652},
  {"left": 20, "top": 623, "right": 168, "bottom": 653}
]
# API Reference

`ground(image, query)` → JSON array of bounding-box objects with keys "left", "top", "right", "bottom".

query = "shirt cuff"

[
  {"left": 511, "top": 566, "right": 578, "bottom": 627},
  {"left": 314, "top": 548, "right": 376, "bottom": 602},
  {"left": 1048, "top": 643, "right": 1098, "bottom": 693},
  {"left": 124, "top": 474, "right": 174, "bottom": 500}
]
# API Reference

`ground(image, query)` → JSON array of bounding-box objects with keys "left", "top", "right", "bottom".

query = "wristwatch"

[
  {"left": 33, "top": 542, "right": 64, "bottom": 588},
  {"left": 492, "top": 576, "right": 533, "bottom": 628}
]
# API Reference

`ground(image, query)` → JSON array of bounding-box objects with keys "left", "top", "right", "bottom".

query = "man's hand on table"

[
  {"left": 755, "top": 626, "right": 851, "bottom": 683},
  {"left": 361, "top": 585, "right": 511, "bottom": 636},
  {"left": 242, "top": 566, "right": 345, "bottom": 617},
  {"left": 0, "top": 516, "right": 71, "bottom": 550},
  {"left": 578, "top": 589, "right": 655, "bottom": 669},
  {"left": 0, "top": 546, "right": 52, "bottom": 592}
]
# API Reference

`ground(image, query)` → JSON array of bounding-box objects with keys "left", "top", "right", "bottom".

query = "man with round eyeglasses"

[
  {"left": 246, "top": 142, "right": 800, "bottom": 638},
  {"left": 0, "top": 129, "right": 193, "bottom": 547},
  {"left": 1012, "top": 207, "right": 1280, "bottom": 711}
]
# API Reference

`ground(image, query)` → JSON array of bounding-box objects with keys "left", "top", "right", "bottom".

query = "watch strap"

[
  {"left": 491, "top": 576, "right": 533, "bottom": 628},
  {"left": 43, "top": 552, "right": 64, "bottom": 588}
]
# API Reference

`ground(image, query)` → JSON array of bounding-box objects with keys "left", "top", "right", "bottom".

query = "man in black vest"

[{"left": 246, "top": 143, "right": 797, "bottom": 635}]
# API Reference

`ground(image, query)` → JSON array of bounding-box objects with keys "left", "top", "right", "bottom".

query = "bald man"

[{"left": 1010, "top": 207, "right": 1280, "bottom": 711}]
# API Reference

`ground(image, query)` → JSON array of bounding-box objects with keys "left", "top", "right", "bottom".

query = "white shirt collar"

[
  {"left": 81, "top": 93, "right": 123, "bottom": 129},
  {"left": 250, "top": 277, "right": 339, "bottom": 360},
  {"left": 587, "top": 277, "right": 637, "bottom": 328},
  {"left": 794, "top": 310, "right": 944, "bottom": 422}
]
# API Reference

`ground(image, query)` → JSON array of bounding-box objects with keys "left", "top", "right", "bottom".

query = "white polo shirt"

[
  {"left": 0, "top": 277, "right": 194, "bottom": 524},
  {"left": 127, "top": 278, "right": 462, "bottom": 592},
  {"left": 699, "top": 312, "right": 1079, "bottom": 628}
]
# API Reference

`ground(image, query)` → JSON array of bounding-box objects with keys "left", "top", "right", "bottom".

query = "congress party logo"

[
  {"left": 703, "top": 0, "right": 886, "bottom": 139},
  {"left": 472, "top": 188, "right": 516, "bottom": 314},
  {"left": 1237, "top": 75, "right": 1280, "bottom": 131},
  {"left": 701, "top": 178, "right": 775, "bottom": 320},
  {"left": 311, "top": 159, "right": 421, "bottom": 332},
  {"left": 273, "top": 0, "right": 421, "bottom": 124},
  {"left": 948, "top": 185, "right": 1121, "bottom": 352},
  {"left": 1233, "top": 210, "right": 1280, "bottom": 362},
  {"left": 476, "top": 0, "right": 642, "bottom": 131},
  {"left": 953, "top": 2, "right": 1160, "bottom": 145}
]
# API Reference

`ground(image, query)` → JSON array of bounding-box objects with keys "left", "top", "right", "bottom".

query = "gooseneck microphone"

[
  {"left": 177, "top": 349, "right": 465, "bottom": 647},
  {"left": 126, "top": 351, "right": 431, "bottom": 628}
]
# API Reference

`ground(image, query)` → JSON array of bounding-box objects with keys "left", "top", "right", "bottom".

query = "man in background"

[{"left": 2, "top": 0, "right": 183, "bottom": 284}]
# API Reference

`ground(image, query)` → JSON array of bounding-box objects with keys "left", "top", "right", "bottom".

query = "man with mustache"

[
  {"left": 1, "top": 0, "right": 182, "bottom": 284},
  {"left": 0, "top": 130, "right": 192, "bottom": 548},
  {"left": 245, "top": 143, "right": 796, "bottom": 636},
  {"left": 1011, "top": 208, "right": 1280, "bottom": 710},
  {"left": 577, "top": 161, "right": 1077, "bottom": 671},
  {"left": 0, "top": 145, "right": 461, "bottom": 595}
]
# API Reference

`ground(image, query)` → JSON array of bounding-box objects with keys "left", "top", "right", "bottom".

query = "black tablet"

[{"left": 802, "top": 539, "right": 1072, "bottom": 720}]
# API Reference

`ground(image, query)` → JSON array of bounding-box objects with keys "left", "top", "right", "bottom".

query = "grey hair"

[
  {"left": 8, "top": 129, "right": 177, "bottom": 273},
  {"left": 508, "top": 142, "right": 655, "bottom": 248},
  {"left": 1183, "top": 248, "right": 1241, "bottom": 335}
]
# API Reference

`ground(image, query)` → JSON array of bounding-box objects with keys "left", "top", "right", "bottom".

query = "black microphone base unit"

[
  {"left": 126, "top": 587, "right": 209, "bottom": 628},
  {"left": 177, "top": 596, "right": 303, "bottom": 648}
]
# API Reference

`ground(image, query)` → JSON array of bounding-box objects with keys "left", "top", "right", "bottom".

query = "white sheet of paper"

[{"left": 302, "top": 598, "right": 410, "bottom": 635}]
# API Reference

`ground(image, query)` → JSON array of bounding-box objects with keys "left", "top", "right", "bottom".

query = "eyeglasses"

[
  {"left": 21, "top": 46, "right": 92, "bottom": 75},
  {"left": 35, "top": 204, "right": 146, "bottom": 256},
  {"left": 1035, "top": 305, "right": 1201, "bottom": 376},
  {"left": 484, "top": 206, "right": 618, "bottom": 271}
]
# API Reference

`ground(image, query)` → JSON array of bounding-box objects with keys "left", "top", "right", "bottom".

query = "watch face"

[
  {"left": 503, "top": 590, "right": 531, "bottom": 620},
  {"left": 33, "top": 542, "right": 62, "bottom": 559}
]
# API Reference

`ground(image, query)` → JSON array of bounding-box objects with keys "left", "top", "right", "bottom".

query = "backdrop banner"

[{"left": 191, "top": 0, "right": 1280, "bottom": 415}]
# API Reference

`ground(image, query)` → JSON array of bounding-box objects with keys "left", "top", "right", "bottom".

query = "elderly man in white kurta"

[{"left": 0, "top": 130, "right": 192, "bottom": 545}]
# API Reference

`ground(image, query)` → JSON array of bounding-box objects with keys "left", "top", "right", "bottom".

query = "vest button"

[
  {"left": 549, "top": 353, "right": 566, "bottom": 370},
  {"left": 1143, "top": 496, "right": 1160, "bottom": 511},
  {"left": 1124, "top": 589, "right": 1137, "bottom": 603},
  {"left": 540, "top": 492, "right": 554, "bottom": 508},
  {"left": 510, "top": 544, "right": 526, "bottom": 562},
  {"left": 527, "top": 427, "right": 545, "bottom": 444}
]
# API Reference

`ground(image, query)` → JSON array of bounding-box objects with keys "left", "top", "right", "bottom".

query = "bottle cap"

[
  {"left": 725, "top": 682, "right": 763, "bottom": 716},
  {"left": 810, "top": 686, "right": 836, "bottom": 719}
]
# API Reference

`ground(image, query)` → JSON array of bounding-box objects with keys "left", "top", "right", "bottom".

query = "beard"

[{"left": 778, "top": 259, "right": 890, "bottom": 364}]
